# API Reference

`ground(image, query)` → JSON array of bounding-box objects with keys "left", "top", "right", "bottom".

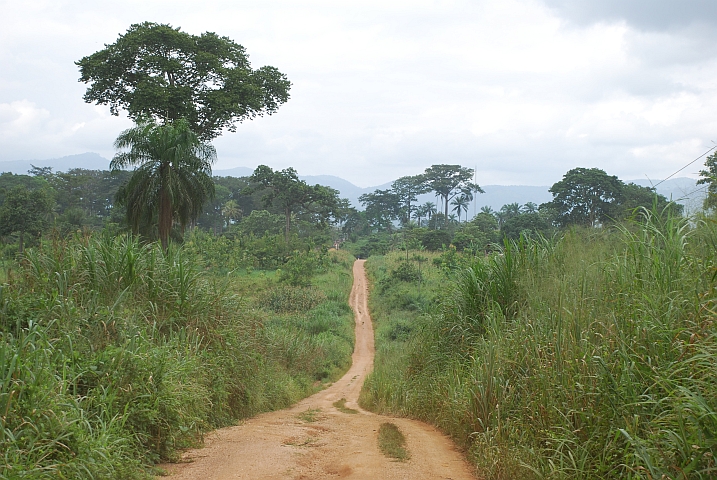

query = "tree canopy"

[
  {"left": 424, "top": 165, "right": 483, "bottom": 219},
  {"left": 0, "top": 183, "right": 54, "bottom": 252},
  {"left": 246, "top": 166, "right": 341, "bottom": 243},
  {"left": 545, "top": 168, "right": 623, "bottom": 227},
  {"left": 358, "top": 189, "right": 402, "bottom": 232},
  {"left": 77, "top": 22, "right": 291, "bottom": 140},
  {"left": 545, "top": 167, "right": 682, "bottom": 227},
  {"left": 391, "top": 175, "right": 429, "bottom": 225}
]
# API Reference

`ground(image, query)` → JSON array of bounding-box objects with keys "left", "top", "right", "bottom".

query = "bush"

[
  {"left": 389, "top": 261, "right": 422, "bottom": 283},
  {"left": 264, "top": 285, "right": 327, "bottom": 313}
]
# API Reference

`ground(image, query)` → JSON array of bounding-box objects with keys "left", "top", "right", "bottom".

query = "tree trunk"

[
  {"left": 159, "top": 187, "right": 172, "bottom": 251},
  {"left": 285, "top": 207, "right": 291, "bottom": 244}
]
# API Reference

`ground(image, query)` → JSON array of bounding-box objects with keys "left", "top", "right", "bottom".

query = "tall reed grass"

[
  {"left": 361, "top": 210, "right": 717, "bottom": 479},
  {"left": 1, "top": 234, "right": 355, "bottom": 478}
]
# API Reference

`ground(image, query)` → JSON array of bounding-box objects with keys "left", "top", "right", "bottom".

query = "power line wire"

[
  {"left": 653, "top": 144, "right": 716, "bottom": 188},
  {"left": 676, "top": 184, "right": 709, "bottom": 201}
]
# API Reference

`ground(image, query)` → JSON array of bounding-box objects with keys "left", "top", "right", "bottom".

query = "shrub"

[{"left": 264, "top": 286, "right": 327, "bottom": 313}]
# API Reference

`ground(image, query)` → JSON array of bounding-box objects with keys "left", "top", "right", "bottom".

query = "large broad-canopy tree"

[
  {"left": 111, "top": 118, "right": 216, "bottom": 250},
  {"left": 423, "top": 165, "right": 483, "bottom": 220},
  {"left": 77, "top": 22, "right": 291, "bottom": 140},
  {"left": 391, "top": 174, "right": 429, "bottom": 225},
  {"left": 246, "top": 166, "right": 341, "bottom": 243},
  {"left": 358, "top": 189, "right": 402, "bottom": 232},
  {"left": 545, "top": 168, "right": 622, "bottom": 227},
  {"left": 544, "top": 167, "right": 681, "bottom": 227}
]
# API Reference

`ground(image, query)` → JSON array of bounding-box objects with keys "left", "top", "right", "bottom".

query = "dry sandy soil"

[{"left": 159, "top": 259, "right": 475, "bottom": 479}]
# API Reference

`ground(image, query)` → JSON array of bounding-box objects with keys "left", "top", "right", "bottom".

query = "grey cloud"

[{"left": 542, "top": 0, "right": 717, "bottom": 30}]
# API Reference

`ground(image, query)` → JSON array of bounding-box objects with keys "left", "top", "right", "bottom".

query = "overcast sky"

[{"left": 1, "top": 0, "right": 716, "bottom": 188}]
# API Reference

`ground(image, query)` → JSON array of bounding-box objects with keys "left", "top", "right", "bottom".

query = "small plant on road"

[
  {"left": 297, "top": 409, "right": 322, "bottom": 423},
  {"left": 332, "top": 398, "right": 358, "bottom": 414}
]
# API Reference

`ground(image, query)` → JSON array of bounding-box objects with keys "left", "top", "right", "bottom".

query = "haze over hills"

[{"left": 0, "top": 153, "right": 706, "bottom": 213}]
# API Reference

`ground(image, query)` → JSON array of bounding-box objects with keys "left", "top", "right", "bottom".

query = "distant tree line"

[
  {"left": 0, "top": 165, "right": 346, "bottom": 256},
  {"left": 346, "top": 165, "right": 685, "bottom": 258}
]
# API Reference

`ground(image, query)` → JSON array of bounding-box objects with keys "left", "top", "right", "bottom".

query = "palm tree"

[
  {"left": 522, "top": 202, "right": 538, "bottom": 214},
  {"left": 451, "top": 194, "right": 470, "bottom": 222},
  {"left": 480, "top": 205, "right": 494, "bottom": 215},
  {"left": 222, "top": 199, "right": 243, "bottom": 228},
  {"left": 413, "top": 204, "right": 426, "bottom": 227},
  {"left": 112, "top": 118, "right": 216, "bottom": 250},
  {"left": 500, "top": 202, "right": 521, "bottom": 219},
  {"left": 423, "top": 202, "right": 437, "bottom": 223}
]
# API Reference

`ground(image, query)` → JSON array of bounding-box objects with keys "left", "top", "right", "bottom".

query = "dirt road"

[{"left": 160, "top": 259, "right": 475, "bottom": 479}]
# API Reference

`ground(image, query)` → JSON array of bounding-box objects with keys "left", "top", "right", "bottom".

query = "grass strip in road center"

[
  {"left": 332, "top": 398, "right": 359, "bottom": 414},
  {"left": 378, "top": 422, "right": 410, "bottom": 461}
]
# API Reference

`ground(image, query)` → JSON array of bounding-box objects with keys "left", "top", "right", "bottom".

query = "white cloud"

[
  {"left": 1, "top": 0, "right": 716, "bottom": 187},
  {"left": 0, "top": 100, "right": 50, "bottom": 137}
]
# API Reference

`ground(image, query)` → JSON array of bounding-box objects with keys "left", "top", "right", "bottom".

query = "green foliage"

[
  {"left": 388, "top": 261, "right": 422, "bottom": 283},
  {"left": 359, "top": 188, "right": 402, "bottom": 232},
  {"left": 112, "top": 118, "right": 216, "bottom": 250},
  {"left": 391, "top": 175, "right": 430, "bottom": 225},
  {"left": 424, "top": 164, "right": 483, "bottom": 219},
  {"left": 0, "top": 183, "right": 54, "bottom": 252},
  {"left": 545, "top": 167, "right": 623, "bottom": 227},
  {"left": 0, "top": 234, "right": 355, "bottom": 477},
  {"left": 361, "top": 211, "right": 717, "bottom": 478},
  {"left": 421, "top": 229, "right": 452, "bottom": 251},
  {"left": 278, "top": 249, "right": 329, "bottom": 286},
  {"left": 500, "top": 211, "right": 552, "bottom": 240},
  {"left": 698, "top": 151, "right": 717, "bottom": 210},
  {"left": 76, "top": 22, "right": 291, "bottom": 141},
  {"left": 546, "top": 167, "right": 681, "bottom": 228},
  {"left": 378, "top": 422, "right": 410, "bottom": 461},
  {"left": 238, "top": 209, "right": 285, "bottom": 236},
  {"left": 246, "top": 165, "right": 342, "bottom": 243},
  {"left": 264, "top": 286, "right": 327, "bottom": 313}
]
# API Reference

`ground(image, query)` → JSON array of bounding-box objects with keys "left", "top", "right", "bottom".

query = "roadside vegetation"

[
  {"left": 0, "top": 233, "right": 354, "bottom": 478},
  {"left": 360, "top": 209, "right": 717, "bottom": 478}
]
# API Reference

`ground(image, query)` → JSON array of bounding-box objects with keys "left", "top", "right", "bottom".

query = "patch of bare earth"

[{"left": 159, "top": 260, "right": 475, "bottom": 479}]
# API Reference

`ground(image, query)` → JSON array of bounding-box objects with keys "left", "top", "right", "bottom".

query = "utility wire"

[
  {"left": 653, "top": 144, "right": 716, "bottom": 188},
  {"left": 676, "top": 184, "right": 709, "bottom": 201}
]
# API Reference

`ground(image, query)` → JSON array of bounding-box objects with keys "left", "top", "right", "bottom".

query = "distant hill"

[
  {"left": 0, "top": 153, "right": 111, "bottom": 174},
  {"left": 1, "top": 153, "right": 705, "bottom": 213},
  {"left": 213, "top": 166, "right": 255, "bottom": 178}
]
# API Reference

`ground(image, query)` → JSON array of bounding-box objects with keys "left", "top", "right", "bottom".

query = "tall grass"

[
  {"left": 361, "top": 211, "right": 717, "bottom": 478},
  {"left": 1, "top": 234, "right": 355, "bottom": 478}
]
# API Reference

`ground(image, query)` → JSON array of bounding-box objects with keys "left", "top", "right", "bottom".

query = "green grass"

[
  {"left": 297, "top": 408, "right": 322, "bottom": 423},
  {"left": 333, "top": 398, "right": 359, "bottom": 414},
  {"left": 0, "top": 234, "right": 356, "bottom": 478},
  {"left": 361, "top": 212, "right": 717, "bottom": 479},
  {"left": 378, "top": 422, "right": 410, "bottom": 461}
]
